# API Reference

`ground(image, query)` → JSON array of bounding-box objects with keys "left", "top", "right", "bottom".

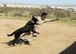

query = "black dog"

[{"left": 7, "top": 16, "right": 39, "bottom": 46}]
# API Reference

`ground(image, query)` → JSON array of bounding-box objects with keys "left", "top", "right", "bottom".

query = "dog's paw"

[
  {"left": 32, "top": 35, "right": 37, "bottom": 37},
  {"left": 37, "top": 33, "right": 40, "bottom": 34},
  {"left": 24, "top": 41, "right": 31, "bottom": 45}
]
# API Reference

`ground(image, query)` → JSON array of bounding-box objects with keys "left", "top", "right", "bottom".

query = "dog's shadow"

[
  {"left": 1, "top": 41, "right": 14, "bottom": 46},
  {"left": 1, "top": 39, "right": 31, "bottom": 46},
  {"left": 1, "top": 35, "right": 37, "bottom": 46}
]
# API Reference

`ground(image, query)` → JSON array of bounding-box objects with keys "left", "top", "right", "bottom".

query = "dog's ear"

[
  {"left": 31, "top": 16, "right": 38, "bottom": 21},
  {"left": 31, "top": 16, "right": 35, "bottom": 20},
  {"left": 32, "top": 16, "right": 34, "bottom": 18}
]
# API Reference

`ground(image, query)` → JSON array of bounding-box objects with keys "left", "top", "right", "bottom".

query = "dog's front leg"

[
  {"left": 32, "top": 29, "right": 40, "bottom": 34},
  {"left": 31, "top": 29, "right": 40, "bottom": 37}
]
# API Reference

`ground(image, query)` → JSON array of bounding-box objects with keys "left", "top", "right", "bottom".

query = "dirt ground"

[{"left": 0, "top": 19, "right": 76, "bottom": 54}]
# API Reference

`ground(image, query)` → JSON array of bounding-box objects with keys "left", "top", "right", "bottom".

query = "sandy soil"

[{"left": 0, "top": 19, "right": 76, "bottom": 54}]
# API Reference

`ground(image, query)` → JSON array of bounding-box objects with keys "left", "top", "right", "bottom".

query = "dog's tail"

[{"left": 7, "top": 31, "right": 15, "bottom": 37}]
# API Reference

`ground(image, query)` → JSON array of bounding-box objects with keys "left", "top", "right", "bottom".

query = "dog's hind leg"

[
  {"left": 12, "top": 34, "right": 21, "bottom": 46},
  {"left": 21, "top": 33, "right": 27, "bottom": 37},
  {"left": 21, "top": 32, "right": 31, "bottom": 38},
  {"left": 12, "top": 39, "right": 16, "bottom": 46}
]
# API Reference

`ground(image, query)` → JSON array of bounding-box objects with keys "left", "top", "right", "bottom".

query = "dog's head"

[{"left": 31, "top": 16, "right": 38, "bottom": 25}]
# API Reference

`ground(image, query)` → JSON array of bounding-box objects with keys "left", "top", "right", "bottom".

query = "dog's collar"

[{"left": 31, "top": 20, "right": 34, "bottom": 23}]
